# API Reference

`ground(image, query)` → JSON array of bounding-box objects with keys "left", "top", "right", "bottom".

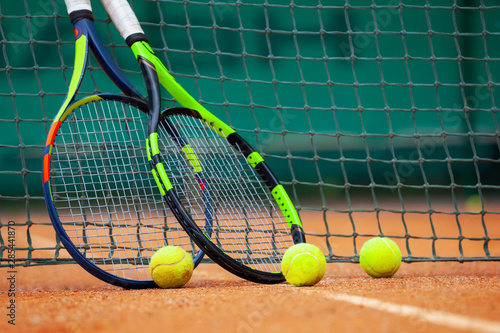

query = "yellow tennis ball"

[
  {"left": 149, "top": 246, "right": 194, "bottom": 288},
  {"left": 281, "top": 243, "right": 326, "bottom": 287},
  {"left": 359, "top": 237, "right": 401, "bottom": 278},
  {"left": 465, "top": 194, "right": 482, "bottom": 213}
]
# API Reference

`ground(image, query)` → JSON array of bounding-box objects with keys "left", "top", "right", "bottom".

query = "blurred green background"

[{"left": 1, "top": 0, "right": 500, "bottom": 205}]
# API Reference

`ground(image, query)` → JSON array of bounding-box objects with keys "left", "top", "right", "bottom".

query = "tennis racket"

[
  {"left": 101, "top": 0, "right": 307, "bottom": 284},
  {"left": 42, "top": 0, "right": 205, "bottom": 288}
]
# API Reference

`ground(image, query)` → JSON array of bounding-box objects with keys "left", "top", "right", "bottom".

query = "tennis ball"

[
  {"left": 465, "top": 194, "right": 482, "bottom": 213},
  {"left": 359, "top": 237, "right": 401, "bottom": 278},
  {"left": 281, "top": 243, "right": 326, "bottom": 287},
  {"left": 149, "top": 246, "right": 194, "bottom": 288}
]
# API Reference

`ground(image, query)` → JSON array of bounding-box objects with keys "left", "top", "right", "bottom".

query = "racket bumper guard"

[{"left": 291, "top": 224, "right": 306, "bottom": 244}]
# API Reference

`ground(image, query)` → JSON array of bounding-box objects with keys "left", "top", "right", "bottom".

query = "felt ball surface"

[
  {"left": 359, "top": 237, "right": 401, "bottom": 278},
  {"left": 281, "top": 243, "right": 326, "bottom": 287},
  {"left": 149, "top": 246, "right": 194, "bottom": 288}
]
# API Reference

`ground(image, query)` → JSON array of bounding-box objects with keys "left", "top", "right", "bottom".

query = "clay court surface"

[
  {"left": 1, "top": 208, "right": 500, "bottom": 333},
  {"left": 0, "top": 261, "right": 499, "bottom": 333}
]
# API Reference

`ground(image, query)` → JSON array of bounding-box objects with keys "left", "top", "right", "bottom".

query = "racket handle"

[
  {"left": 100, "top": 0, "right": 144, "bottom": 41},
  {"left": 65, "top": 0, "right": 92, "bottom": 14}
]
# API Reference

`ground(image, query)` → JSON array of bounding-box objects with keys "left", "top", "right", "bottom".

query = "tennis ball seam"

[
  {"left": 151, "top": 252, "right": 186, "bottom": 275},
  {"left": 285, "top": 253, "right": 321, "bottom": 281},
  {"left": 361, "top": 258, "right": 377, "bottom": 275},
  {"left": 377, "top": 238, "right": 398, "bottom": 274},
  {"left": 381, "top": 237, "right": 398, "bottom": 260}
]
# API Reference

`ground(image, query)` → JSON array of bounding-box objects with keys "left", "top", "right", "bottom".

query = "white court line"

[{"left": 304, "top": 290, "right": 500, "bottom": 333}]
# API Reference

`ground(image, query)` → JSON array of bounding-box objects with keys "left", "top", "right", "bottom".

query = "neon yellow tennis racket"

[{"left": 101, "top": 0, "right": 306, "bottom": 284}]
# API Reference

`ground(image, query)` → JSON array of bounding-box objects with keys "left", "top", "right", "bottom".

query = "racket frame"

[
  {"left": 148, "top": 108, "right": 307, "bottom": 284},
  {"left": 43, "top": 94, "right": 158, "bottom": 289},
  {"left": 42, "top": 8, "right": 206, "bottom": 288}
]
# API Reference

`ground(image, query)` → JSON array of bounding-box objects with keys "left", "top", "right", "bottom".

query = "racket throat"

[
  {"left": 138, "top": 56, "right": 162, "bottom": 131},
  {"left": 291, "top": 224, "right": 306, "bottom": 244}
]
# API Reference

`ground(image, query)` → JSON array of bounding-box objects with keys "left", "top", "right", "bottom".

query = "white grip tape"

[
  {"left": 65, "top": 0, "right": 92, "bottom": 14},
  {"left": 100, "top": 0, "right": 144, "bottom": 40}
]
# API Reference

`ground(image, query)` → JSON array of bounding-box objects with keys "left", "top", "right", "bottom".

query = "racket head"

[
  {"left": 148, "top": 107, "right": 306, "bottom": 284},
  {"left": 43, "top": 94, "right": 202, "bottom": 288}
]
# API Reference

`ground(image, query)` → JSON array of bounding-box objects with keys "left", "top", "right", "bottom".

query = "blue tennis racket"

[{"left": 42, "top": 0, "right": 208, "bottom": 288}]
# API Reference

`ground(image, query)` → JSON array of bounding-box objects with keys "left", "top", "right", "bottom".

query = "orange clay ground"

[
  {"left": 0, "top": 261, "right": 499, "bottom": 333},
  {"left": 1, "top": 206, "right": 500, "bottom": 333}
]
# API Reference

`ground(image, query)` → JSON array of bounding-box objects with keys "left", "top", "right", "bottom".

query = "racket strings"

[
  {"left": 158, "top": 114, "right": 293, "bottom": 273},
  {"left": 57, "top": 101, "right": 156, "bottom": 278},
  {"left": 50, "top": 99, "right": 197, "bottom": 281}
]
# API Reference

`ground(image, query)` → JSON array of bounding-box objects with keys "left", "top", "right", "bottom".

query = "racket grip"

[
  {"left": 100, "top": 0, "right": 144, "bottom": 41},
  {"left": 65, "top": 0, "right": 92, "bottom": 14}
]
